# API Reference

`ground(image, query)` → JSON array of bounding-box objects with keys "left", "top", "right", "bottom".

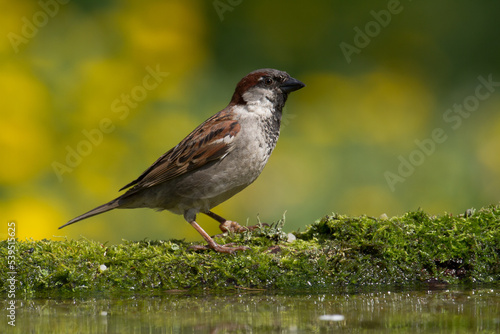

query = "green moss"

[{"left": 1, "top": 206, "right": 499, "bottom": 296}]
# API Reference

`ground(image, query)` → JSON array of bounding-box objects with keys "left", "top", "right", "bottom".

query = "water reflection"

[{"left": 2, "top": 287, "right": 499, "bottom": 333}]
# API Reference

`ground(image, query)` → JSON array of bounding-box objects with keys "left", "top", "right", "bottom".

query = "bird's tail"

[{"left": 59, "top": 199, "right": 120, "bottom": 229}]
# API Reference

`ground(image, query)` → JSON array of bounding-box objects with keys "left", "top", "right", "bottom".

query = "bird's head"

[{"left": 230, "top": 68, "right": 305, "bottom": 110}]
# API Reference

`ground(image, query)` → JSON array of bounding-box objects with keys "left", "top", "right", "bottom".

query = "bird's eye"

[{"left": 264, "top": 77, "right": 273, "bottom": 85}]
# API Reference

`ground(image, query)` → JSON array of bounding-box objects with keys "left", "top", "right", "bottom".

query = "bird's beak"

[{"left": 280, "top": 76, "right": 306, "bottom": 93}]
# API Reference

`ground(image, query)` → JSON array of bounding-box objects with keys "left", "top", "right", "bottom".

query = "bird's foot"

[
  {"left": 189, "top": 243, "right": 249, "bottom": 254},
  {"left": 219, "top": 220, "right": 269, "bottom": 234},
  {"left": 204, "top": 211, "right": 268, "bottom": 234},
  {"left": 189, "top": 220, "right": 249, "bottom": 254}
]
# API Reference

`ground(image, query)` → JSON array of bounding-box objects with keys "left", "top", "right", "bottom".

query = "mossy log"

[{"left": 1, "top": 206, "right": 499, "bottom": 296}]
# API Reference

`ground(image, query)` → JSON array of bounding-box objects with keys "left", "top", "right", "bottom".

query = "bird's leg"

[
  {"left": 188, "top": 220, "right": 248, "bottom": 253},
  {"left": 204, "top": 211, "right": 267, "bottom": 234}
]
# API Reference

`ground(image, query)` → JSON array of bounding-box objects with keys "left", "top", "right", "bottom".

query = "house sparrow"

[{"left": 59, "top": 68, "right": 305, "bottom": 253}]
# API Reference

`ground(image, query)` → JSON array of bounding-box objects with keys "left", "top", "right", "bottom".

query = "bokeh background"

[{"left": 1, "top": 0, "right": 499, "bottom": 244}]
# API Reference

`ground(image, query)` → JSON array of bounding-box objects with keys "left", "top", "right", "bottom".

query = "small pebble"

[
  {"left": 99, "top": 264, "right": 108, "bottom": 271},
  {"left": 287, "top": 233, "right": 296, "bottom": 243},
  {"left": 319, "top": 314, "right": 345, "bottom": 321}
]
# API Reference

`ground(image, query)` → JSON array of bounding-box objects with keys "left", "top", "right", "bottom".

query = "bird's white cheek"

[{"left": 242, "top": 88, "right": 275, "bottom": 115}]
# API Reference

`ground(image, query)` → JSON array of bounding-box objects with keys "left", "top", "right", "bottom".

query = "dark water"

[{"left": 1, "top": 287, "right": 499, "bottom": 333}]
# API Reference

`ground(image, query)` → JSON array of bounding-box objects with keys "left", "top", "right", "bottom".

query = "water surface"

[{"left": 2, "top": 287, "right": 499, "bottom": 333}]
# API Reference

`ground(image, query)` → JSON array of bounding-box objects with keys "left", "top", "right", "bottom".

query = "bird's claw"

[{"left": 219, "top": 220, "right": 269, "bottom": 234}]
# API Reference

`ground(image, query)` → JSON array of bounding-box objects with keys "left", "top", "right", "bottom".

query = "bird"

[{"left": 59, "top": 68, "right": 305, "bottom": 253}]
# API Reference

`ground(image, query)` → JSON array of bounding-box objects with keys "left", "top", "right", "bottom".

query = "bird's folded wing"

[{"left": 119, "top": 112, "right": 240, "bottom": 195}]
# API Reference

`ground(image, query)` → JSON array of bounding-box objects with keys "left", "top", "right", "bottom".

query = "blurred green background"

[{"left": 1, "top": 0, "right": 499, "bottom": 243}]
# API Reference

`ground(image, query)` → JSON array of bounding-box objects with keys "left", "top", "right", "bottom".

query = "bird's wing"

[{"left": 119, "top": 110, "right": 240, "bottom": 195}]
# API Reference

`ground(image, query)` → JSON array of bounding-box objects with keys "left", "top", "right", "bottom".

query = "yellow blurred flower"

[
  {"left": 0, "top": 64, "right": 52, "bottom": 185},
  {"left": 1, "top": 195, "right": 65, "bottom": 240},
  {"left": 117, "top": 0, "right": 207, "bottom": 72}
]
